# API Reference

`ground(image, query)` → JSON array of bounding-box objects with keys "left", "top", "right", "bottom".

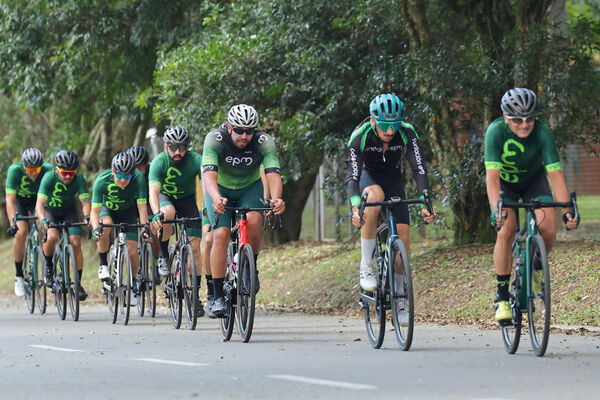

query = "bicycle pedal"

[{"left": 498, "top": 318, "right": 513, "bottom": 327}]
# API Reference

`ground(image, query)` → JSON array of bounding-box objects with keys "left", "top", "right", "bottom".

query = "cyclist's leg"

[
  {"left": 158, "top": 193, "right": 176, "bottom": 259},
  {"left": 42, "top": 208, "right": 59, "bottom": 282},
  {"left": 202, "top": 221, "right": 213, "bottom": 292},
  {"left": 13, "top": 199, "right": 34, "bottom": 271},
  {"left": 97, "top": 213, "right": 113, "bottom": 278},
  {"left": 126, "top": 240, "right": 139, "bottom": 276}
]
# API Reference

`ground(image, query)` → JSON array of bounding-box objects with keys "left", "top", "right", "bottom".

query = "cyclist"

[
  {"left": 92, "top": 152, "right": 150, "bottom": 305},
  {"left": 149, "top": 127, "right": 205, "bottom": 316},
  {"left": 35, "top": 150, "right": 91, "bottom": 301},
  {"left": 484, "top": 87, "right": 579, "bottom": 323},
  {"left": 203, "top": 104, "right": 285, "bottom": 317},
  {"left": 345, "top": 93, "right": 435, "bottom": 299},
  {"left": 5, "top": 148, "right": 54, "bottom": 296},
  {"left": 127, "top": 145, "right": 159, "bottom": 258}
]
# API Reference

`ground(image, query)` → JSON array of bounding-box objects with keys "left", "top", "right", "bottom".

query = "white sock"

[{"left": 360, "top": 238, "right": 376, "bottom": 268}]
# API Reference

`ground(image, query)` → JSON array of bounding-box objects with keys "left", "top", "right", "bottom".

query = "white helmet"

[{"left": 227, "top": 104, "right": 258, "bottom": 128}]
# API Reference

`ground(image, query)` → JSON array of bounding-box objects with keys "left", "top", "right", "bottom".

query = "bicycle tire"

[
  {"left": 528, "top": 235, "right": 551, "bottom": 357},
  {"left": 361, "top": 224, "right": 386, "bottom": 349},
  {"left": 220, "top": 244, "right": 237, "bottom": 341},
  {"left": 236, "top": 244, "right": 256, "bottom": 343},
  {"left": 501, "top": 291, "right": 522, "bottom": 354},
  {"left": 137, "top": 244, "right": 146, "bottom": 317},
  {"left": 119, "top": 248, "right": 132, "bottom": 326},
  {"left": 144, "top": 244, "right": 157, "bottom": 318},
  {"left": 167, "top": 253, "right": 183, "bottom": 329},
  {"left": 66, "top": 245, "right": 80, "bottom": 321},
  {"left": 182, "top": 244, "right": 198, "bottom": 330},
  {"left": 35, "top": 246, "right": 47, "bottom": 314},
  {"left": 390, "top": 238, "right": 414, "bottom": 351},
  {"left": 108, "top": 245, "right": 119, "bottom": 324},
  {"left": 24, "top": 240, "right": 35, "bottom": 313},
  {"left": 54, "top": 251, "right": 66, "bottom": 320}
]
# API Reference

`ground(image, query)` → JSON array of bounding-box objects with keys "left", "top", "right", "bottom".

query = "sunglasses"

[
  {"left": 115, "top": 173, "right": 132, "bottom": 180},
  {"left": 168, "top": 144, "right": 188, "bottom": 153},
  {"left": 57, "top": 168, "right": 76, "bottom": 178},
  {"left": 376, "top": 120, "right": 402, "bottom": 132},
  {"left": 25, "top": 166, "right": 42, "bottom": 174},
  {"left": 506, "top": 115, "right": 535, "bottom": 125},
  {"left": 232, "top": 127, "right": 256, "bottom": 136}
]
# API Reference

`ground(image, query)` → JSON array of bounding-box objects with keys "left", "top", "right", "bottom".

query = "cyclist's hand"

[
  {"left": 6, "top": 225, "right": 18, "bottom": 236},
  {"left": 142, "top": 226, "right": 152, "bottom": 240},
  {"left": 491, "top": 209, "right": 508, "bottom": 228},
  {"left": 40, "top": 219, "right": 48, "bottom": 231},
  {"left": 212, "top": 197, "right": 227, "bottom": 214},
  {"left": 421, "top": 207, "right": 437, "bottom": 224},
  {"left": 92, "top": 227, "right": 103, "bottom": 241},
  {"left": 270, "top": 198, "right": 285, "bottom": 215},
  {"left": 152, "top": 211, "right": 164, "bottom": 230},
  {"left": 563, "top": 212, "right": 579, "bottom": 230},
  {"left": 84, "top": 215, "right": 91, "bottom": 226},
  {"left": 351, "top": 206, "right": 364, "bottom": 228}
]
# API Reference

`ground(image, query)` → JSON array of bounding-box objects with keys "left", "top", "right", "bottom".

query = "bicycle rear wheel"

[
  {"left": 54, "top": 252, "right": 67, "bottom": 321},
  {"left": 24, "top": 242, "right": 35, "bottom": 313},
  {"left": 107, "top": 245, "right": 119, "bottom": 324},
  {"left": 182, "top": 244, "right": 198, "bottom": 330},
  {"left": 360, "top": 224, "right": 386, "bottom": 349},
  {"left": 236, "top": 244, "right": 256, "bottom": 343},
  {"left": 528, "top": 235, "right": 550, "bottom": 357},
  {"left": 137, "top": 244, "right": 146, "bottom": 317},
  {"left": 119, "top": 249, "right": 132, "bottom": 326},
  {"left": 144, "top": 244, "right": 157, "bottom": 318},
  {"left": 167, "top": 253, "right": 183, "bottom": 329},
  {"left": 35, "top": 246, "right": 46, "bottom": 314},
  {"left": 389, "top": 238, "right": 414, "bottom": 351},
  {"left": 66, "top": 245, "right": 80, "bottom": 321}
]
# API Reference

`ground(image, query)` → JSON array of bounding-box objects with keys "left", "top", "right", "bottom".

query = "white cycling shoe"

[
  {"left": 14, "top": 277, "right": 25, "bottom": 297},
  {"left": 98, "top": 265, "right": 110, "bottom": 280},
  {"left": 359, "top": 264, "right": 377, "bottom": 292}
]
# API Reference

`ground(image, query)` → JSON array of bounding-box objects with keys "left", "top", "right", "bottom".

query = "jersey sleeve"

[
  {"left": 258, "top": 133, "right": 281, "bottom": 174},
  {"left": 76, "top": 174, "right": 90, "bottom": 199},
  {"left": 345, "top": 131, "right": 364, "bottom": 207},
  {"left": 148, "top": 152, "right": 164, "bottom": 187},
  {"left": 202, "top": 131, "right": 220, "bottom": 173},
  {"left": 484, "top": 121, "right": 503, "bottom": 170},
  {"left": 91, "top": 174, "right": 106, "bottom": 207},
  {"left": 403, "top": 124, "right": 430, "bottom": 195},
  {"left": 538, "top": 123, "right": 561, "bottom": 172},
  {"left": 37, "top": 173, "right": 52, "bottom": 200},
  {"left": 5, "top": 164, "right": 20, "bottom": 193}
]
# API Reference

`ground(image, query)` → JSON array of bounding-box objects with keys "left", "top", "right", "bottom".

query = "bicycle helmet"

[
  {"left": 54, "top": 150, "right": 79, "bottom": 170},
  {"left": 369, "top": 93, "right": 403, "bottom": 121},
  {"left": 127, "top": 146, "right": 149, "bottom": 166},
  {"left": 227, "top": 104, "right": 258, "bottom": 128},
  {"left": 21, "top": 148, "right": 43, "bottom": 168},
  {"left": 163, "top": 126, "right": 191, "bottom": 145},
  {"left": 500, "top": 88, "right": 541, "bottom": 117},
  {"left": 111, "top": 152, "right": 136, "bottom": 175}
]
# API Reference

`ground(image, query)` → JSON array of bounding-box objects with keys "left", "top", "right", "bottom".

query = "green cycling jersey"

[
  {"left": 148, "top": 151, "right": 202, "bottom": 199},
  {"left": 37, "top": 170, "right": 90, "bottom": 210},
  {"left": 91, "top": 169, "right": 147, "bottom": 211},
  {"left": 5, "top": 161, "right": 54, "bottom": 199}
]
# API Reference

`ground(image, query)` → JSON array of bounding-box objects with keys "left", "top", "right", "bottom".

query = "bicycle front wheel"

[
  {"left": 137, "top": 244, "right": 146, "bottom": 317},
  {"left": 107, "top": 245, "right": 119, "bottom": 324},
  {"left": 35, "top": 246, "right": 47, "bottom": 314},
  {"left": 54, "top": 252, "right": 67, "bottom": 321},
  {"left": 167, "top": 254, "right": 183, "bottom": 329},
  {"left": 182, "top": 244, "right": 198, "bottom": 330},
  {"left": 24, "top": 241, "right": 35, "bottom": 313},
  {"left": 66, "top": 245, "right": 80, "bottom": 321},
  {"left": 144, "top": 244, "right": 157, "bottom": 318},
  {"left": 528, "top": 235, "right": 551, "bottom": 357},
  {"left": 389, "top": 238, "right": 414, "bottom": 351},
  {"left": 220, "top": 244, "right": 236, "bottom": 341},
  {"left": 236, "top": 244, "right": 256, "bottom": 343},
  {"left": 119, "top": 248, "right": 132, "bottom": 326}
]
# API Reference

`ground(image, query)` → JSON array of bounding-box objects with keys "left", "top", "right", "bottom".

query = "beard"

[{"left": 168, "top": 154, "right": 184, "bottom": 166}]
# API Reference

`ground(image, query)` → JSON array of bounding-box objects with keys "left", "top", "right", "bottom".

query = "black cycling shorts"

[
  {"left": 15, "top": 197, "right": 36, "bottom": 217},
  {"left": 100, "top": 205, "right": 139, "bottom": 241},
  {"left": 158, "top": 193, "right": 202, "bottom": 237},
  {"left": 44, "top": 207, "right": 82, "bottom": 236},
  {"left": 359, "top": 169, "right": 409, "bottom": 225},
  {"left": 501, "top": 169, "right": 553, "bottom": 204}
]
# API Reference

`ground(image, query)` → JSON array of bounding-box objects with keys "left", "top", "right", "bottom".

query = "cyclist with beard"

[{"left": 149, "top": 127, "right": 205, "bottom": 316}]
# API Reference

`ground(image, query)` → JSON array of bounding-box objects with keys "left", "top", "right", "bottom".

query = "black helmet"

[
  {"left": 127, "top": 146, "right": 149, "bottom": 166},
  {"left": 55, "top": 150, "right": 79, "bottom": 170},
  {"left": 21, "top": 148, "right": 43, "bottom": 168},
  {"left": 163, "top": 126, "right": 191, "bottom": 145},
  {"left": 111, "top": 152, "right": 136, "bottom": 175},
  {"left": 501, "top": 88, "right": 541, "bottom": 117}
]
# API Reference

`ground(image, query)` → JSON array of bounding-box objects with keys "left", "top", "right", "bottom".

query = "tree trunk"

[
  {"left": 99, "top": 114, "right": 113, "bottom": 170},
  {"left": 263, "top": 170, "right": 319, "bottom": 245}
]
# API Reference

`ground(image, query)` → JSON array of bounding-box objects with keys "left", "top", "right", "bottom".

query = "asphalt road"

[{"left": 1, "top": 297, "right": 599, "bottom": 400}]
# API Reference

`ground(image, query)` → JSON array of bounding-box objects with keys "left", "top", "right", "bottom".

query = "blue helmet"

[{"left": 369, "top": 93, "right": 403, "bottom": 121}]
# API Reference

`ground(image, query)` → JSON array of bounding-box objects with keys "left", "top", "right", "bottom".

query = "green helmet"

[{"left": 369, "top": 93, "right": 403, "bottom": 121}]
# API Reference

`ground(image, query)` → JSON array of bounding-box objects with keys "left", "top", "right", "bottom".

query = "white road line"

[
  {"left": 267, "top": 374, "right": 377, "bottom": 390},
  {"left": 129, "top": 358, "right": 209, "bottom": 367},
  {"left": 28, "top": 345, "right": 85, "bottom": 353}
]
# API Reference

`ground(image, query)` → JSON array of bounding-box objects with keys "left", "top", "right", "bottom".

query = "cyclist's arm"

[
  {"left": 149, "top": 184, "right": 161, "bottom": 215},
  {"left": 547, "top": 169, "right": 573, "bottom": 217},
  {"left": 265, "top": 170, "right": 285, "bottom": 214},
  {"left": 260, "top": 167, "right": 270, "bottom": 199},
  {"left": 137, "top": 202, "right": 149, "bottom": 225},
  {"left": 35, "top": 196, "right": 47, "bottom": 225},
  {"left": 485, "top": 168, "right": 501, "bottom": 211},
  {"left": 90, "top": 205, "right": 101, "bottom": 229},
  {"left": 80, "top": 197, "right": 91, "bottom": 219},
  {"left": 5, "top": 192, "right": 17, "bottom": 225},
  {"left": 404, "top": 126, "right": 429, "bottom": 195},
  {"left": 203, "top": 170, "right": 221, "bottom": 203}
]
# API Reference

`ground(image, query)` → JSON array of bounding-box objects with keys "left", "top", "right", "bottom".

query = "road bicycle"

[
  {"left": 214, "top": 203, "right": 279, "bottom": 343},
  {"left": 497, "top": 191, "right": 579, "bottom": 357},
  {"left": 357, "top": 191, "right": 433, "bottom": 350},
  {"left": 100, "top": 222, "right": 149, "bottom": 325},
  {"left": 43, "top": 220, "right": 88, "bottom": 321},
  {"left": 15, "top": 215, "right": 45, "bottom": 314},
  {"left": 136, "top": 226, "right": 157, "bottom": 318},
  {"left": 160, "top": 216, "right": 203, "bottom": 330}
]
